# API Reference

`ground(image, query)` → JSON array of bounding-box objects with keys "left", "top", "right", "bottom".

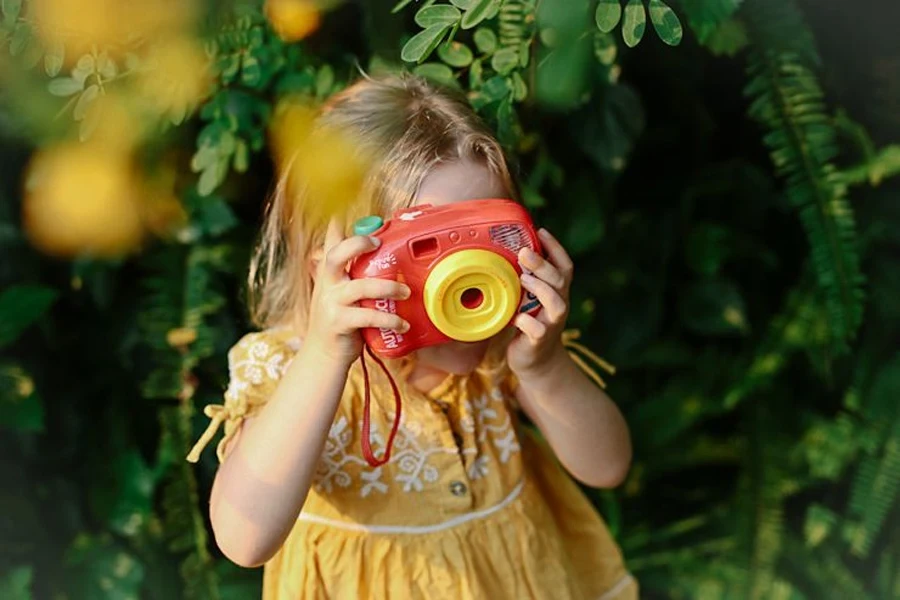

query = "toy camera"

[{"left": 349, "top": 199, "right": 542, "bottom": 359}]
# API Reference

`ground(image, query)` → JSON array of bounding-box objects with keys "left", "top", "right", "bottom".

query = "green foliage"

[
  {"left": 1, "top": 0, "right": 899, "bottom": 598},
  {"left": 743, "top": 0, "right": 865, "bottom": 354},
  {"left": 0, "top": 284, "right": 56, "bottom": 348}
]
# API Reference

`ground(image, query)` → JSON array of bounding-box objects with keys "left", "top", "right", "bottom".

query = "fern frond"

[
  {"left": 838, "top": 144, "right": 900, "bottom": 188},
  {"left": 743, "top": 21, "right": 865, "bottom": 351},
  {"left": 159, "top": 405, "right": 221, "bottom": 600},
  {"left": 780, "top": 534, "right": 871, "bottom": 600},
  {"left": 497, "top": 0, "right": 534, "bottom": 50},
  {"left": 847, "top": 416, "right": 900, "bottom": 557},
  {"left": 736, "top": 402, "right": 786, "bottom": 599},
  {"left": 139, "top": 244, "right": 232, "bottom": 399},
  {"left": 740, "top": 0, "right": 817, "bottom": 65}
]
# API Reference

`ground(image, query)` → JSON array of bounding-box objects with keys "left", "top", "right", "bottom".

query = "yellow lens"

[{"left": 422, "top": 249, "right": 520, "bottom": 342}]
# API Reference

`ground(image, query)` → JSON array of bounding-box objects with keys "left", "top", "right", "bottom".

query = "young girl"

[{"left": 187, "top": 74, "right": 636, "bottom": 600}]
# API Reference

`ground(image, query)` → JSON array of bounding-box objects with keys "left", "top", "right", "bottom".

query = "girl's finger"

[
  {"left": 521, "top": 272, "right": 567, "bottom": 324},
  {"left": 342, "top": 307, "right": 409, "bottom": 333},
  {"left": 338, "top": 278, "right": 411, "bottom": 305},
  {"left": 513, "top": 313, "right": 546, "bottom": 345},
  {"left": 323, "top": 218, "right": 344, "bottom": 254},
  {"left": 537, "top": 228, "right": 574, "bottom": 284},
  {"left": 518, "top": 246, "right": 567, "bottom": 293},
  {"left": 324, "top": 235, "right": 380, "bottom": 279}
]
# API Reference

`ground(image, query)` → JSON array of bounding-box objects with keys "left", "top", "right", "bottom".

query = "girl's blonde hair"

[{"left": 248, "top": 73, "right": 517, "bottom": 333}]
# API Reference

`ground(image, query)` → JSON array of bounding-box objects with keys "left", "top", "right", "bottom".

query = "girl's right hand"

[{"left": 305, "top": 219, "right": 411, "bottom": 368}]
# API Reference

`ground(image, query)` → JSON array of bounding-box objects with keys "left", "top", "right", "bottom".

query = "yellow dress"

[{"left": 190, "top": 327, "right": 638, "bottom": 600}]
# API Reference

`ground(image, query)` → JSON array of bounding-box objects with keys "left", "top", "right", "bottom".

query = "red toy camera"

[{"left": 349, "top": 199, "right": 542, "bottom": 358}]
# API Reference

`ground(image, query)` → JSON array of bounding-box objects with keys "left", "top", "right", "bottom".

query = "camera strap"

[{"left": 359, "top": 344, "right": 403, "bottom": 467}]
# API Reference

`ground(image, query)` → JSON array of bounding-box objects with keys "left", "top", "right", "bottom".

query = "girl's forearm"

[
  {"left": 209, "top": 343, "right": 349, "bottom": 567},
  {"left": 515, "top": 352, "right": 632, "bottom": 488}
]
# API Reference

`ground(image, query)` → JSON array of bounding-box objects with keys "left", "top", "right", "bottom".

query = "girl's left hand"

[{"left": 507, "top": 228, "right": 573, "bottom": 380}]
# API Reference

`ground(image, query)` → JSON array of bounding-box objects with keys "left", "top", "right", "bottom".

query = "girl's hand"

[
  {"left": 507, "top": 228, "right": 573, "bottom": 381},
  {"left": 305, "top": 219, "right": 411, "bottom": 368}
]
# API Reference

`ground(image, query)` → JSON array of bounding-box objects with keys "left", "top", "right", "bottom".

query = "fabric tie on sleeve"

[
  {"left": 186, "top": 396, "right": 250, "bottom": 463},
  {"left": 561, "top": 329, "right": 616, "bottom": 389}
]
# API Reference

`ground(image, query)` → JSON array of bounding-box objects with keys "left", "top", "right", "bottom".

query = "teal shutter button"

[{"left": 353, "top": 215, "right": 384, "bottom": 236}]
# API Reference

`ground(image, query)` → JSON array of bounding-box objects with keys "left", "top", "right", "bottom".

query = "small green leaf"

[
  {"left": 648, "top": 0, "right": 682, "bottom": 46},
  {"left": 2, "top": 0, "right": 22, "bottom": 23},
  {"left": 593, "top": 30, "right": 617, "bottom": 65},
  {"left": 511, "top": 71, "right": 527, "bottom": 101},
  {"left": 9, "top": 22, "right": 28, "bottom": 56},
  {"left": 233, "top": 139, "right": 249, "bottom": 173},
  {"left": 198, "top": 159, "right": 228, "bottom": 196},
  {"left": 194, "top": 195, "right": 239, "bottom": 237},
  {"left": 449, "top": 0, "right": 475, "bottom": 9},
  {"left": 48, "top": 77, "right": 84, "bottom": 97},
  {"left": 518, "top": 40, "right": 530, "bottom": 67},
  {"left": 460, "top": 0, "right": 499, "bottom": 30},
  {"left": 73, "top": 85, "right": 100, "bottom": 121},
  {"left": 496, "top": 97, "right": 514, "bottom": 145},
  {"left": 481, "top": 75, "right": 511, "bottom": 102},
  {"left": 219, "top": 53, "right": 240, "bottom": 81},
  {"left": 469, "top": 57, "right": 484, "bottom": 87},
  {"left": 315, "top": 64, "right": 334, "bottom": 98},
  {"left": 96, "top": 51, "right": 117, "bottom": 79},
  {"left": 415, "top": 5, "right": 461, "bottom": 28},
  {"left": 401, "top": 24, "right": 451, "bottom": 63},
  {"left": 473, "top": 27, "right": 497, "bottom": 54},
  {"left": 391, "top": 0, "right": 416, "bottom": 14},
  {"left": 491, "top": 47, "right": 518, "bottom": 75},
  {"left": 595, "top": 0, "right": 623, "bottom": 33},
  {"left": 44, "top": 39, "right": 65, "bottom": 77},
  {"left": 622, "top": 0, "right": 646, "bottom": 48},
  {"left": 72, "top": 54, "right": 95, "bottom": 84},
  {"left": 704, "top": 19, "right": 749, "bottom": 57},
  {"left": 0, "top": 565, "right": 31, "bottom": 600},
  {"left": 413, "top": 62, "right": 458, "bottom": 88},
  {"left": 241, "top": 55, "right": 262, "bottom": 86},
  {"left": 437, "top": 41, "right": 473, "bottom": 67},
  {"left": 0, "top": 286, "right": 57, "bottom": 348}
]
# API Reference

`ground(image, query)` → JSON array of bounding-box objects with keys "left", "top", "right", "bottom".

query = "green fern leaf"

[
  {"left": 743, "top": 19, "right": 865, "bottom": 351},
  {"left": 847, "top": 417, "right": 900, "bottom": 557},
  {"left": 159, "top": 405, "right": 221, "bottom": 600},
  {"left": 497, "top": 0, "right": 534, "bottom": 50}
]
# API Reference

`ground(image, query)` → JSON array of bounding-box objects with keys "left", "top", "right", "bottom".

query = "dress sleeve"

[{"left": 186, "top": 330, "right": 295, "bottom": 464}]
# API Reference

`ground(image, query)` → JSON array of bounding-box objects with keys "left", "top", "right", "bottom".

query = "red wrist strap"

[{"left": 360, "top": 345, "right": 402, "bottom": 467}]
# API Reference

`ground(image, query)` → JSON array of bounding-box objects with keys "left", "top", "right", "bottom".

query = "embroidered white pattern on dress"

[
  {"left": 366, "top": 418, "right": 456, "bottom": 493},
  {"left": 315, "top": 416, "right": 369, "bottom": 493},
  {"left": 224, "top": 337, "right": 292, "bottom": 410},
  {"left": 310, "top": 375, "right": 521, "bottom": 496}
]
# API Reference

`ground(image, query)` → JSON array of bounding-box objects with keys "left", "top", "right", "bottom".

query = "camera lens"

[{"left": 460, "top": 288, "right": 484, "bottom": 309}]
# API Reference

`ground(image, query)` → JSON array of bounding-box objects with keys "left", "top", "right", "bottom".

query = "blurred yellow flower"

[
  {"left": 269, "top": 100, "right": 374, "bottom": 229},
  {"left": 31, "top": 0, "right": 196, "bottom": 61},
  {"left": 138, "top": 36, "right": 211, "bottom": 125},
  {"left": 265, "top": 0, "right": 321, "bottom": 42},
  {"left": 23, "top": 143, "right": 145, "bottom": 257}
]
